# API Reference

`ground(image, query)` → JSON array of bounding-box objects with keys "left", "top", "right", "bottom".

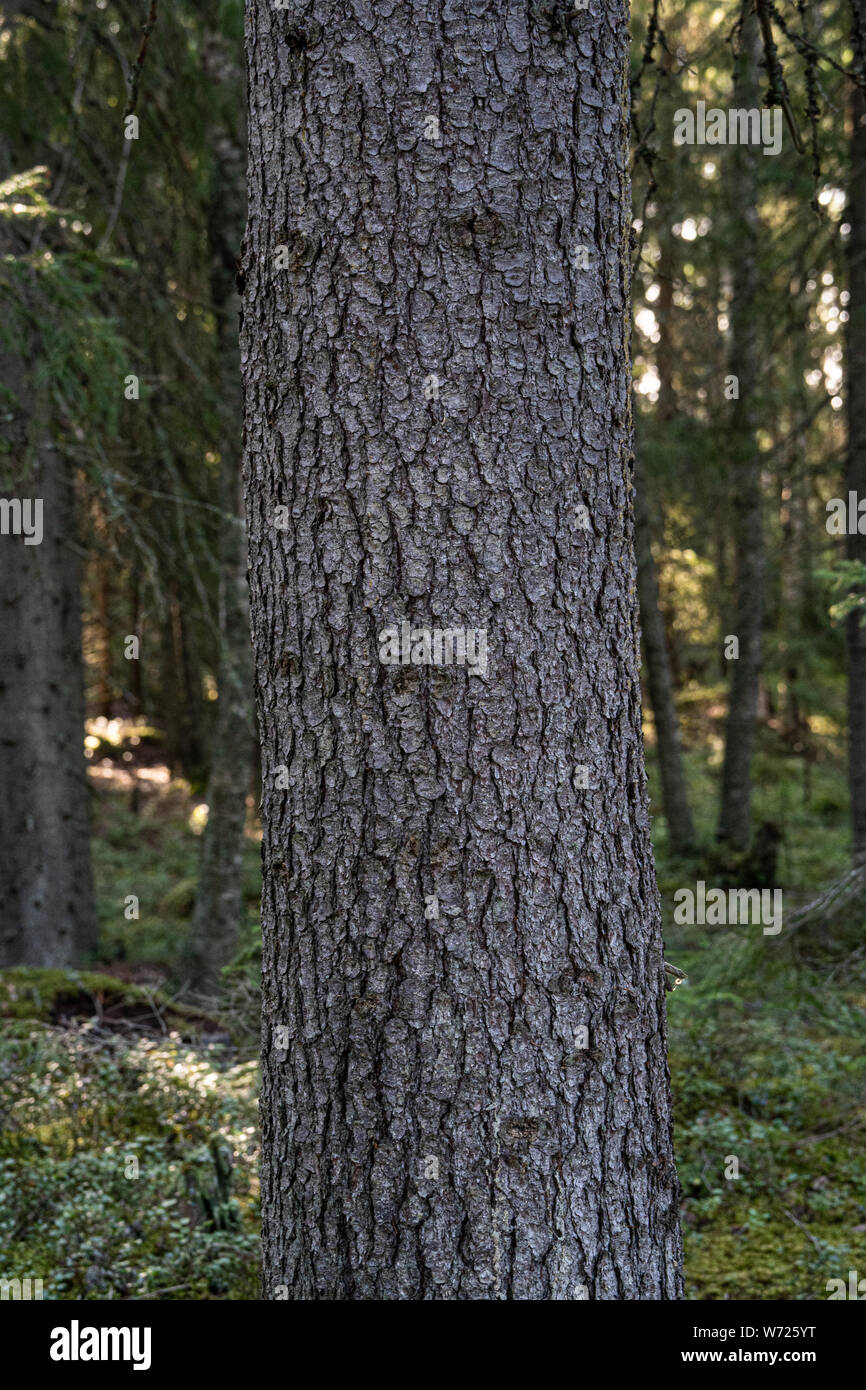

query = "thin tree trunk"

[
  {"left": 0, "top": 439, "right": 96, "bottom": 966},
  {"left": 186, "top": 33, "right": 255, "bottom": 995},
  {"left": 717, "top": 8, "right": 765, "bottom": 850},
  {"left": 244, "top": 0, "right": 683, "bottom": 1300},
  {"left": 847, "top": 0, "right": 866, "bottom": 863},
  {"left": 635, "top": 455, "right": 695, "bottom": 855},
  {"left": 635, "top": 205, "right": 694, "bottom": 856},
  {"left": 128, "top": 562, "right": 143, "bottom": 717},
  {"left": 160, "top": 595, "right": 206, "bottom": 784},
  {"left": 95, "top": 555, "right": 114, "bottom": 718},
  {"left": 0, "top": 61, "right": 95, "bottom": 969}
]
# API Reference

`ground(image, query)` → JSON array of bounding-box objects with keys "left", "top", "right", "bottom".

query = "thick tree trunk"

[
  {"left": 847, "top": 1, "right": 866, "bottom": 863},
  {"left": 186, "top": 34, "right": 256, "bottom": 994},
  {"left": 244, "top": 0, "right": 682, "bottom": 1300},
  {"left": 717, "top": 10, "right": 764, "bottom": 851},
  {"left": 0, "top": 442, "right": 96, "bottom": 967}
]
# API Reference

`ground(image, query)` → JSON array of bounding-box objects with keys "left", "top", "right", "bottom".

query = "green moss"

[
  {"left": 0, "top": 968, "right": 137, "bottom": 1019},
  {"left": 157, "top": 877, "right": 197, "bottom": 919},
  {"left": 685, "top": 1217, "right": 866, "bottom": 1300},
  {"left": 0, "top": 968, "right": 218, "bottom": 1036}
]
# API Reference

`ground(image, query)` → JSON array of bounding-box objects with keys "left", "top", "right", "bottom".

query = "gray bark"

[
  {"left": 717, "top": 9, "right": 764, "bottom": 851},
  {"left": 243, "top": 0, "right": 683, "bottom": 1300}
]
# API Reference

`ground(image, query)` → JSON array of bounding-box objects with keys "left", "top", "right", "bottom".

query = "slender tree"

[
  {"left": 186, "top": 27, "right": 256, "bottom": 993},
  {"left": 717, "top": 4, "right": 765, "bottom": 850},
  {"left": 635, "top": 452, "right": 696, "bottom": 855},
  {"left": 0, "top": 376, "right": 96, "bottom": 967},
  {"left": 847, "top": 0, "right": 866, "bottom": 863},
  {"left": 243, "top": 0, "right": 682, "bottom": 1299},
  {"left": 635, "top": 200, "right": 695, "bottom": 856},
  {"left": 0, "top": 142, "right": 98, "bottom": 969}
]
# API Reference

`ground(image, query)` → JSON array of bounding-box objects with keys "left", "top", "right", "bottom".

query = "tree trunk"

[
  {"left": 243, "top": 0, "right": 683, "bottom": 1300},
  {"left": 635, "top": 201, "right": 694, "bottom": 856},
  {"left": 95, "top": 554, "right": 114, "bottom": 718},
  {"left": 847, "top": 0, "right": 866, "bottom": 863},
  {"left": 0, "top": 440, "right": 96, "bottom": 967},
  {"left": 634, "top": 455, "right": 695, "bottom": 855},
  {"left": 186, "top": 33, "right": 256, "bottom": 995},
  {"left": 0, "top": 48, "right": 96, "bottom": 969},
  {"left": 717, "top": 9, "right": 764, "bottom": 851},
  {"left": 160, "top": 596, "right": 207, "bottom": 785}
]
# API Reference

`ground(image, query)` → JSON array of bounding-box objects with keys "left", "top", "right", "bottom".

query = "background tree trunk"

[
  {"left": 635, "top": 453, "right": 695, "bottom": 855},
  {"left": 635, "top": 197, "right": 694, "bottom": 856},
  {"left": 847, "top": 0, "right": 866, "bottom": 863},
  {"left": 0, "top": 438, "right": 96, "bottom": 966},
  {"left": 244, "top": 0, "right": 682, "bottom": 1300},
  {"left": 160, "top": 595, "right": 207, "bottom": 786},
  {"left": 186, "top": 31, "right": 256, "bottom": 995},
  {"left": 717, "top": 8, "right": 765, "bottom": 850}
]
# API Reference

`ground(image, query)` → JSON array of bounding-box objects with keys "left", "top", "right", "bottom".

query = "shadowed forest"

[{"left": 1, "top": 0, "right": 865, "bottom": 1302}]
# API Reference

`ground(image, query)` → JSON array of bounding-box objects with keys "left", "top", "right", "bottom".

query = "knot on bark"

[
  {"left": 441, "top": 207, "right": 518, "bottom": 261},
  {"left": 530, "top": 0, "right": 580, "bottom": 43},
  {"left": 501, "top": 1116, "right": 549, "bottom": 1146},
  {"left": 277, "top": 16, "right": 323, "bottom": 53},
  {"left": 280, "top": 229, "right": 318, "bottom": 271}
]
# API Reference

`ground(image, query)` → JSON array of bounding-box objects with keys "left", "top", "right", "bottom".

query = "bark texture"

[
  {"left": 847, "top": 0, "right": 866, "bottom": 864},
  {"left": 243, "top": 0, "right": 682, "bottom": 1300},
  {"left": 717, "top": 9, "right": 764, "bottom": 851}
]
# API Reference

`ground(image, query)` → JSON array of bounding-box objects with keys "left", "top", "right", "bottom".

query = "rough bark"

[
  {"left": 847, "top": 0, "right": 866, "bottom": 863},
  {"left": 186, "top": 33, "right": 256, "bottom": 994},
  {"left": 243, "top": 0, "right": 683, "bottom": 1300},
  {"left": 0, "top": 436, "right": 96, "bottom": 967},
  {"left": 717, "top": 9, "right": 764, "bottom": 851}
]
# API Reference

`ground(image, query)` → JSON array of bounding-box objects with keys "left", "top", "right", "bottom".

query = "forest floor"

[{"left": 1, "top": 702, "right": 864, "bottom": 1300}]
